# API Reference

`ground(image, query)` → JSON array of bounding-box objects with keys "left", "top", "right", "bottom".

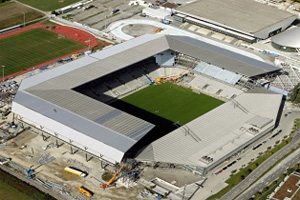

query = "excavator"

[{"left": 100, "top": 164, "right": 125, "bottom": 188}]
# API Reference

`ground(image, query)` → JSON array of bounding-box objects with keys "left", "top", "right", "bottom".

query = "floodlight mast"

[
  {"left": 2, "top": 65, "right": 4, "bottom": 83},
  {"left": 23, "top": 12, "right": 26, "bottom": 27}
]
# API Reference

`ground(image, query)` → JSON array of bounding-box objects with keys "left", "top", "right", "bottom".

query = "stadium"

[
  {"left": 173, "top": 0, "right": 297, "bottom": 42},
  {"left": 12, "top": 34, "right": 283, "bottom": 175}
]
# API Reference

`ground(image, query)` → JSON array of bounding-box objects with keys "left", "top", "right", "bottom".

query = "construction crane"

[
  {"left": 170, "top": 66, "right": 193, "bottom": 82},
  {"left": 100, "top": 164, "right": 125, "bottom": 188},
  {"left": 155, "top": 71, "right": 178, "bottom": 83}
]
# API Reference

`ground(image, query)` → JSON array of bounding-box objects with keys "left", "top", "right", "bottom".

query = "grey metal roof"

[
  {"left": 176, "top": 0, "right": 296, "bottom": 34},
  {"left": 167, "top": 35, "right": 280, "bottom": 77},
  {"left": 246, "top": 115, "right": 273, "bottom": 129},
  {"left": 14, "top": 34, "right": 280, "bottom": 161},
  {"left": 272, "top": 27, "right": 300, "bottom": 49},
  {"left": 14, "top": 91, "right": 138, "bottom": 152}
]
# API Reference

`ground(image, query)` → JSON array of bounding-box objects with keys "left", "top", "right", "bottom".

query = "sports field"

[
  {"left": 0, "top": 28, "right": 86, "bottom": 76},
  {"left": 17, "top": 0, "right": 82, "bottom": 11},
  {"left": 116, "top": 82, "right": 223, "bottom": 125}
]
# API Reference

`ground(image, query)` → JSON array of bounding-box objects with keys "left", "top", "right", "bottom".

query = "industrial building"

[
  {"left": 174, "top": 0, "right": 297, "bottom": 42},
  {"left": 271, "top": 27, "right": 300, "bottom": 54},
  {"left": 12, "top": 34, "right": 282, "bottom": 172}
]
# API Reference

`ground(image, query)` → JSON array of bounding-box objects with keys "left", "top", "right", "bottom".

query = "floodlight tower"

[
  {"left": 23, "top": 12, "right": 26, "bottom": 27},
  {"left": 2, "top": 65, "right": 4, "bottom": 83}
]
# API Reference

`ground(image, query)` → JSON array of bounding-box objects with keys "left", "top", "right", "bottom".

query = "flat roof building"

[{"left": 174, "top": 0, "right": 297, "bottom": 41}]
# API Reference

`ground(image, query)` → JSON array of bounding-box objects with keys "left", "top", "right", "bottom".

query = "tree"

[{"left": 291, "top": 83, "right": 300, "bottom": 103}]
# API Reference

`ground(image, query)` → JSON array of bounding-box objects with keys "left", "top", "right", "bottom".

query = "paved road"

[
  {"left": 237, "top": 148, "right": 300, "bottom": 200},
  {"left": 220, "top": 131, "right": 300, "bottom": 200}
]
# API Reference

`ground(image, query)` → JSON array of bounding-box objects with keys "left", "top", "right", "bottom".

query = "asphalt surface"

[
  {"left": 220, "top": 130, "right": 300, "bottom": 200},
  {"left": 237, "top": 148, "right": 300, "bottom": 200}
]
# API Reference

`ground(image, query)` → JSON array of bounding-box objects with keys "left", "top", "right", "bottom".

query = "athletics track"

[{"left": 0, "top": 23, "right": 109, "bottom": 80}]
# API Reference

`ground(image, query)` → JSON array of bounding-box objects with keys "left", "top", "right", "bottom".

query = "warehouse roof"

[
  {"left": 176, "top": 0, "right": 295, "bottom": 34},
  {"left": 272, "top": 27, "right": 300, "bottom": 49},
  {"left": 136, "top": 91, "right": 282, "bottom": 167}
]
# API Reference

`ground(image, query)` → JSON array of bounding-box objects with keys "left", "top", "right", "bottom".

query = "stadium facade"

[
  {"left": 13, "top": 34, "right": 282, "bottom": 174},
  {"left": 174, "top": 0, "right": 297, "bottom": 42}
]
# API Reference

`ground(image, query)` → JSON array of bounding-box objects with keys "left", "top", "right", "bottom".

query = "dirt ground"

[
  {"left": 0, "top": 3, "right": 41, "bottom": 21},
  {"left": 0, "top": 126, "right": 149, "bottom": 200},
  {"left": 122, "top": 24, "right": 157, "bottom": 37}
]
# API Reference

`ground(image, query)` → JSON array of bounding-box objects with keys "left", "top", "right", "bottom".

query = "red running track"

[{"left": 0, "top": 23, "right": 107, "bottom": 80}]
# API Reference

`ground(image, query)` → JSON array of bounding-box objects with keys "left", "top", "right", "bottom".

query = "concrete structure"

[
  {"left": 174, "top": 0, "right": 297, "bottom": 41},
  {"left": 142, "top": 7, "right": 171, "bottom": 20},
  {"left": 12, "top": 34, "right": 280, "bottom": 166},
  {"left": 272, "top": 27, "right": 300, "bottom": 54},
  {"left": 136, "top": 89, "right": 282, "bottom": 175}
]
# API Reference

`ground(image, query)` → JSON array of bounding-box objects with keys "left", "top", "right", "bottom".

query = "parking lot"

[{"left": 60, "top": 0, "right": 145, "bottom": 31}]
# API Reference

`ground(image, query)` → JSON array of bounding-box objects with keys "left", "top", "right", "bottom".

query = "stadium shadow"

[
  {"left": 110, "top": 100, "right": 178, "bottom": 158},
  {"left": 275, "top": 96, "right": 285, "bottom": 127}
]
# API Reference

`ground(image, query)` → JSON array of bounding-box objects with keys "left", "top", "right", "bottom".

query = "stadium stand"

[
  {"left": 194, "top": 62, "right": 242, "bottom": 85},
  {"left": 189, "top": 74, "right": 243, "bottom": 99},
  {"left": 136, "top": 90, "right": 282, "bottom": 175}
]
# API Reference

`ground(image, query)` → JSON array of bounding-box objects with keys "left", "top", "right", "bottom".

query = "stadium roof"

[
  {"left": 166, "top": 36, "right": 280, "bottom": 77},
  {"left": 272, "top": 27, "right": 300, "bottom": 49},
  {"left": 13, "top": 34, "right": 279, "bottom": 162},
  {"left": 176, "top": 0, "right": 295, "bottom": 35},
  {"left": 136, "top": 90, "right": 282, "bottom": 168}
]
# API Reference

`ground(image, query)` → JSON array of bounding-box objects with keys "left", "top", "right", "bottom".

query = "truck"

[{"left": 64, "top": 167, "right": 87, "bottom": 177}]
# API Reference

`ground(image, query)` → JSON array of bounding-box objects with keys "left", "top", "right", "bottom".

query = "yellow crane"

[{"left": 100, "top": 164, "right": 125, "bottom": 188}]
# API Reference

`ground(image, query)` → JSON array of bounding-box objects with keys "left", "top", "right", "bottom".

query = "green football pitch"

[
  {"left": 17, "top": 0, "right": 82, "bottom": 11},
  {"left": 0, "top": 28, "right": 86, "bottom": 76},
  {"left": 112, "top": 82, "right": 224, "bottom": 126}
]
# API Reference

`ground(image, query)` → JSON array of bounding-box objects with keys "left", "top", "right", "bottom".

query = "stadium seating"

[
  {"left": 194, "top": 62, "right": 242, "bottom": 85},
  {"left": 190, "top": 74, "right": 243, "bottom": 99}
]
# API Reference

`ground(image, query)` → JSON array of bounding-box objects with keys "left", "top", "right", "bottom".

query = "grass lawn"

[
  {"left": 17, "top": 0, "right": 82, "bottom": 11},
  {"left": 0, "top": 28, "right": 86, "bottom": 76},
  {"left": 116, "top": 82, "right": 223, "bottom": 125},
  {"left": 0, "top": 180, "right": 33, "bottom": 200},
  {"left": 0, "top": 2, "right": 44, "bottom": 29}
]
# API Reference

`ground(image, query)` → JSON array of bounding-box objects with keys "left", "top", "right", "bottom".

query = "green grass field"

[
  {"left": 17, "top": 0, "right": 82, "bottom": 11},
  {"left": 0, "top": 28, "right": 86, "bottom": 76},
  {"left": 114, "top": 82, "right": 223, "bottom": 125},
  {"left": 0, "top": 180, "right": 33, "bottom": 200},
  {"left": 111, "top": 82, "right": 223, "bottom": 150}
]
